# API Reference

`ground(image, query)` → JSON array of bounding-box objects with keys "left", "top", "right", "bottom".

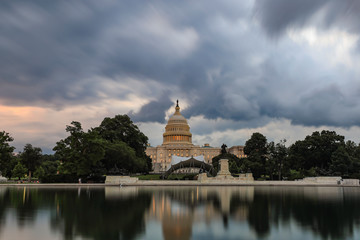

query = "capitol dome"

[{"left": 163, "top": 100, "right": 192, "bottom": 145}]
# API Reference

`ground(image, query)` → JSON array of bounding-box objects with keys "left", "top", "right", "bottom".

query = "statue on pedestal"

[
  {"left": 216, "top": 159, "right": 234, "bottom": 180},
  {"left": 221, "top": 144, "right": 227, "bottom": 154}
]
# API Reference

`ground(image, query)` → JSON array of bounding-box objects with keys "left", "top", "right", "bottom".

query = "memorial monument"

[{"left": 215, "top": 159, "right": 234, "bottom": 180}]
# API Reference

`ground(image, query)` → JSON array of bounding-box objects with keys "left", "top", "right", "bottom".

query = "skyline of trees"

[
  {"left": 241, "top": 130, "right": 360, "bottom": 180},
  {"left": 1, "top": 115, "right": 360, "bottom": 181},
  {"left": 0, "top": 115, "right": 152, "bottom": 181}
]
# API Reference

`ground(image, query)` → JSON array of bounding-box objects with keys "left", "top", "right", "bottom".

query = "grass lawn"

[
  {"left": 134, "top": 173, "right": 198, "bottom": 180},
  {"left": 0, "top": 177, "right": 40, "bottom": 184},
  {"left": 135, "top": 174, "right": 162, "bottom": 180}
]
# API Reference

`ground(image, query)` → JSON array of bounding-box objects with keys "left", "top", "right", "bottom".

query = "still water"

[{"left": 0, "top": 186, "right": 359, "bottom": 240}]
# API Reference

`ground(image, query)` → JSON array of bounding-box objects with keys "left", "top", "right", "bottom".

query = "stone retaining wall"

[
  {"left": 341, "top": 179, "right": 359, "bottom": 186},
  {"left": 104, "top": 175, "right": 359, "bottom": 186},
  {"left": 105, "top": 176, "right": 138, "bottom": 185},
  {"left": 302, "top": 176, "right": 342, "bottom": 184}
]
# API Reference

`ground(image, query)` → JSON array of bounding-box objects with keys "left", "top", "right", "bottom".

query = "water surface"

[{"left": 0, "top": 186, "right": 359, "bottom": 240}]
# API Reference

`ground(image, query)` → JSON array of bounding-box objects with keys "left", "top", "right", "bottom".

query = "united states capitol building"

[{"left": 146, "top": 101, "right": 246, "bottom": 172}]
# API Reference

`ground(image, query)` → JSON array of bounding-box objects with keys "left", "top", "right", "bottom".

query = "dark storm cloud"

[
  {"left": 254, "top": 0, "right": 327, "bottom": 37},
  {"left": 1, "top": 0, "right": 360, "bottom": 129},
  {"left": 0, "top": 0, "right": 250, "bottom": 106},
  {"left": 0, "top": 1, "right": 151, "bottom": 106},
  {"left": 255, "top": 0, "right": 360, "bottom": 38},
  {"left": 129, "top": 94, "right": 173, "bottom": 123},
  {"left": 289, "top": 85, "right": 360, "bottom": 127}
]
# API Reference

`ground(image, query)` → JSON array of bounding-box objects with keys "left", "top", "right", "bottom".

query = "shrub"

[{"left": 40, "top": 174, "right": 78, "bottom": 183}]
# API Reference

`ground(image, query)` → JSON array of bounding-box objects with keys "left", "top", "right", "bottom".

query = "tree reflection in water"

[
  {"left": 143, "top": 186, "right": 360, "bottom": 240},
  {"left": 0, "top": 186, "right": 151, "bottom": 240},
  {"left": 0, "top": 186, "right": 359, "bottom": 240},
  {"left": 51, "top": 187, "right": 151, "bottom": 240}
]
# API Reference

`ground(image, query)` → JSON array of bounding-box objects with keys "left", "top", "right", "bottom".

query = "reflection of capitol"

[
  {"left": 104, "top": 185, "right": 139, "bottom": 198},
  {"left": 104, "top": 186, "right": 254, "bottom": 240},
  {"left": 146, "top": 101, "right": 246, "bottom": 172},
  {"left": 102, "top": 186, "right": 360, "bottom": 240},
  {"left": 146, "top": 187, "right": 254, "bottom": 240},
  {"left": 1, "top": 187, "right": 359, "bottom": 240}
]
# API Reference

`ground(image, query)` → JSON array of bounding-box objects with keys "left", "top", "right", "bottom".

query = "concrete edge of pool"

[{"left": 1, "top": 180, "right": 359, "bottom": 187}]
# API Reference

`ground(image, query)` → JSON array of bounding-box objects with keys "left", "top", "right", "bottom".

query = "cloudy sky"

[{"left": 1, "top": 0, "right": 360, "bottom": 153}]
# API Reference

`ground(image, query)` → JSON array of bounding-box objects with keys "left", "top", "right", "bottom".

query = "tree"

[
  {"left": 343, "top": 141, "right": 360, "bottom": 178},
  {"left": 41, "top": 154, "right": 60, "bottom": 175},
  {"left": 288, "top": 140, "right": 309, "bottom": 171},
  {"left": 12, "top": 162, "right": 27, "bottom": 180},
  {"left": 309, "top": 130, "right": 344, "bottom": 171},
  {"left": 244, "top": 133, "right": 267, "bottom": 179},
  {"left": 266, "top": 140, "right": 288, "bottom": 180},
  {"left": 53, "top": 121, "right": 106, "bottom": 177},
  {"left": 288, "top": 130, "right": 345, "bottom": 176},
  {"left": 244, "top": 133, "right": 268, "bottom": 156},
  {"left": 351, "top": 143, "right": 360, "bottom": 178},
  {"left": 94, "top": 115, "right": 151, "bottom": 173},
  {"left": 20, "top": 144, "right": 42, "bottom": 181},
  {"left": 103, "top": 141, "right": 146, "bottom": 174},
  {"left": 0, "top": 131, "right": 16, "bottom": 178},
  {"left": 265, "top": 142, "right": 277, "bottom": 180},
  {"left": 330, "top": 146, "right": 351, "bottom": 177},
  {"left": 54, "top": 116, "right": 152, "bottom": 180},
  {"left": 34, "top": 166, "right": 45, "bottom": 179}
]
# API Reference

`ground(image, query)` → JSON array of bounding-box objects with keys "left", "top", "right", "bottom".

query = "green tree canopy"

[
  {"left": 20, "top": 144, "right": 42, "bottom": 181},
  {"left": 53, "top": 121, "right": 106, "bottom": 177},
  {"left": 41, "top": 154, "right": 60, "bottom": 175},
  {"left": 94, "top": 115, "right": 151, "bottom": 172},
  {"left": 244, "top": 132, "right": 268, "bottom": 156},
  {"left": 244, "top": 132, "right": 268, "bottom": 179},
  {"left": 330, "top": 146, "right": 351, "bottom": 177},
  {"left": 54, "top": 116, "right": 151, "bottom": 179},
  {"left": 103, "top": 141, "right": 146, "bottom": 175},
  {"left": 95, "top": 115, "right": 148, "bottom": 156},
  {"left": 266, "top": 140, "right": 288, "bottom": 180},
  {"left": 34, "top": 166, "right": 45, "bottom": 179},
  {"left": 0, "top": 131, "right": 16, "bottom": 178},
  {"left": 330, "top": 141, "right": 360, "bottom": 178},
  {"left": 12, "top": 162, "right": 27, "bottom": 180},
  {"left": 288, "top": 130, "right": 345, "bottom": 175}
]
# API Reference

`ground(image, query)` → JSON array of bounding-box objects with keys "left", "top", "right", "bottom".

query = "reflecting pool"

[{"left": 0, "top": 186, "right": 360, "bottom": 240}]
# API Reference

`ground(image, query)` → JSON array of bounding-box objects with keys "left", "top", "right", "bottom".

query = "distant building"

[{"left": 146, "top": 101, "right": 246, "bottom": 172}]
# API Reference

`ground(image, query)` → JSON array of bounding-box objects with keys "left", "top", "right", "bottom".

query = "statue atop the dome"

[{"left": 175, "top": 99, "right": 180, "bottom": 114}]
